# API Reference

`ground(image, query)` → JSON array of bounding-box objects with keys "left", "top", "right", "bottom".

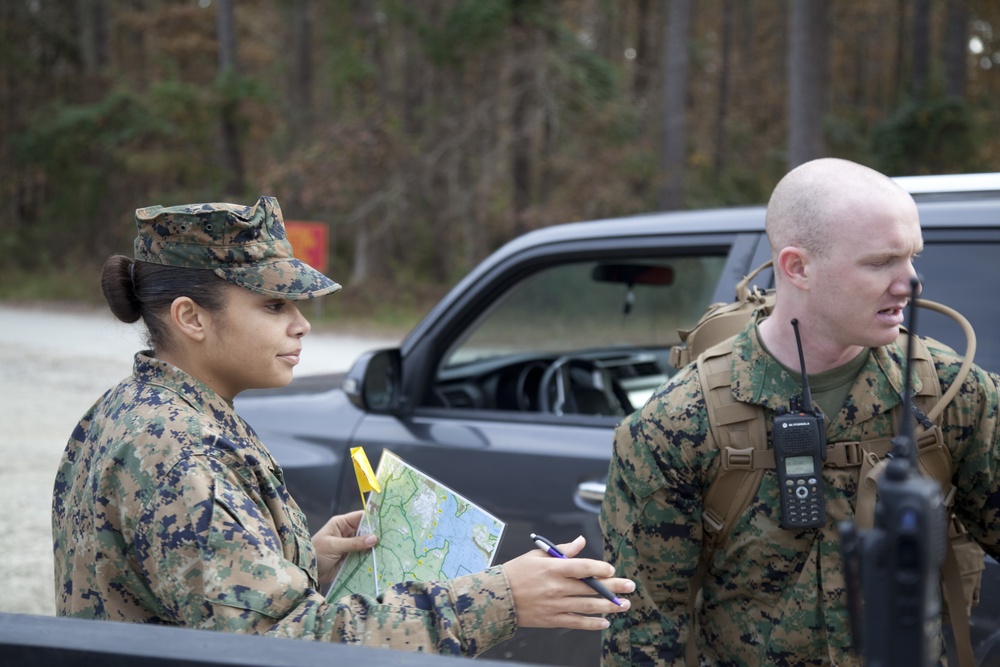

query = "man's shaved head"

[{"left": 765, "top": 158, "right": 913, "bottom": 259}]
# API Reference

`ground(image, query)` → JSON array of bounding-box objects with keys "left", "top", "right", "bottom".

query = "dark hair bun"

[{"left": 101, "top": 255, "right": 142, "bottom": 323}]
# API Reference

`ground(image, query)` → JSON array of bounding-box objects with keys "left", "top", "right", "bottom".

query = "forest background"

[{"left": 2, "top": 0, "right": 999, "bottom": 327}]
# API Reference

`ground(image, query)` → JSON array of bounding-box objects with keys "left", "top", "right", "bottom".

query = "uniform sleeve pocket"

[{"left": 203, "top": 476, "right": 309, "bottom": 619}]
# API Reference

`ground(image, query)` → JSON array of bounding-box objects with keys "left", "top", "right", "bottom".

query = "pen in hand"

[{"left": 530, "top": 533, "right": 625, "bottom": 607}]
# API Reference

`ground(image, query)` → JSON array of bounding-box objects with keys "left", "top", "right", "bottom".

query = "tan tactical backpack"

[{"left": 670, "top": 262, "right": 983, "bottom": 667}]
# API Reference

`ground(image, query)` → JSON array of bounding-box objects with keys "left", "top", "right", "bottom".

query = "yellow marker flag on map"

[{"left": 351, "top": 447, "right": 381, "bottom": 510}]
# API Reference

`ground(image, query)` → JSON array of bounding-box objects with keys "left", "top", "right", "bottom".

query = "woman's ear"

[
  {"left": 776, "top": 246, "right": 810, "bottom": 289},
  {"left": 169, "top": 296, "right": 208, "bottom": 343}
]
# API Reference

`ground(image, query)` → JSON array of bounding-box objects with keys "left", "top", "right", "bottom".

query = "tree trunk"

[
  {"left": 787, "top": 0, "right": 828, "bottom": 169},
  {"left": 350, "top": 220, "right": 370, "bottom": 286},
  {"left": 944, "top": 0, "right": 969, "bottom": 99},
  {"left": 216, "top": 0, "right": 245, "bottom": 199},
  {"left": 911, "top": 0, "right": 931, "bottom": 100},
  {"left": 510, "top": 4, "right": 536, "bottom": 235},
  {"left": 290, "top": 0, "right": 313, "bottom": 139},
  {"left": 893, "top": 0, "right": 908, "bottom": 105},
  {"left": 349, "top": 0, "right": 388, "bottom": 286},
  {"left": 633, "top": 0, "right": 653, "bottom": 103},
  {"left": 659, "top": 0, "right": 692, "bottom": 211},
  {"left": 79, "top": 0, "right": 110, "bottom": 75},
  {"left": 739, "top": 0, "right": 756, "bottom": 67},
  {"left": 714, "top": 0, "right": 734, "bottom": 177}
]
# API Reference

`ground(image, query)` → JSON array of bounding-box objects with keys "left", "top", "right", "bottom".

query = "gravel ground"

[{"left": 0, "top": 302, "right": 398, "bottom": 616}]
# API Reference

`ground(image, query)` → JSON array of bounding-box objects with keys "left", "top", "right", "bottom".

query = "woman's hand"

[
  {"left": 502, "top": 535, "right": 634, "bottom": 630},
  {"left": 312, "top": 510, "right": 378, "bottom": 586}
]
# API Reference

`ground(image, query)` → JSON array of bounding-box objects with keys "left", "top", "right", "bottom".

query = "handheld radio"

[
  {"left": 772, "top": 318, "right": 827, "bottom": 529},
  {"left": 840, "top": 279, "right": 947, "bottom": 667}
]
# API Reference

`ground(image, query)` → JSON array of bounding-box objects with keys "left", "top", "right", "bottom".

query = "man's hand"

[{"left": 312, "top": 510, "right": 378, "bottom": 586}]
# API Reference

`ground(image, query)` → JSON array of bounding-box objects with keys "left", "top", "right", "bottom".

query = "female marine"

[{"left": 52, "top": 196, "right": 631, "bottom": 655}]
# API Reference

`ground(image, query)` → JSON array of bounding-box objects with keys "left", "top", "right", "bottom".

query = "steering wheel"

[{"left": 536, "top": 356, "right": 631, "bottom": 416}]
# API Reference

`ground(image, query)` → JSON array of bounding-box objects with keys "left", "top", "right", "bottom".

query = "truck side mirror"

[{"left": 343, "top": 348, "right": 402, "bottom": 413}]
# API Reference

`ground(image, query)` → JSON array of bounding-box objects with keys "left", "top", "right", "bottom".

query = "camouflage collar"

[
  {"left": 728, "top": 323, "right": 910, "bottom": 424},
  {"left": 132, "top": 350, "right": 236, "bottom": 413},
  {"left": 129, "top": 351, "right": 281, "bottom": 476}
]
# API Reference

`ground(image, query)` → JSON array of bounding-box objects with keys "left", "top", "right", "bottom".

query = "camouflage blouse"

[
  {"left": 52, "top": 352, "right": 515, "bottom": 656},
  {"left": 600, "top": 324, "right": 1000, "bottom": 667}
]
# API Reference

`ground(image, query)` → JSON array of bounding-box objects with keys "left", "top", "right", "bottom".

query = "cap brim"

[{"left": 215, "top": 258, "right": 342, "bottom": 300}]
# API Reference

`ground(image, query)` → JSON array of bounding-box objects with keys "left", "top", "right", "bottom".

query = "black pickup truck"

[{"left": 235, "top": 173, "right": 1000, "bottom": 666}]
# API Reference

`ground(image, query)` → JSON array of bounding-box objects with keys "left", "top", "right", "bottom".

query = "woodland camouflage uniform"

[
  {"left": 600, "top": 321, "right": 1000, "bottom": 667},
  {"left": 51, "top": 353, "right": 516, "bottom": 654},
  {"left": 51, "top": 196, "right": 516, "bottom": 656}
]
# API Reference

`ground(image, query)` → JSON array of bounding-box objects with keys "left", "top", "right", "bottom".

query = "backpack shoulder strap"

[
  {"left": 887, "top": 300, "right": 976, "bottom": 495},
  {"left": 688, "top": 337, "right": 768, "bottom": 667},
  {"left": 907, "top": 330, "right": 951, "bottom": 486},
  {"left": 696, "top": 338, "right": 769, "bottom": 546}
]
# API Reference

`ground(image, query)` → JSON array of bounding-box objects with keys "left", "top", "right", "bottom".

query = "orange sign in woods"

[{"left": 284, "top": 221, "right": 329, "bottom": 273}]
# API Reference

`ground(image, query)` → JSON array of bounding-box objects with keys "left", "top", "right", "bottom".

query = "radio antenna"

[
  {"left": 790, "top": 318, "right": 814, "bottom": 413},
  {"left": 892, "top": 278, "right": 920, "bottom": 467}
]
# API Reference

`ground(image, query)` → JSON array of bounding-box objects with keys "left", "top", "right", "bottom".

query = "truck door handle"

[{"left": 576, "top": 481, "right": 607, "bottom": 503}]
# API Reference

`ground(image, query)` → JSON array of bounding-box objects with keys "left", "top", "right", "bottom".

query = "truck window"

[
  {"left": 432, "top": 254, "right": 726, "bottom": 412},
  {"left": 916, "top": 242, "right": 1000, "bottom": 374}
]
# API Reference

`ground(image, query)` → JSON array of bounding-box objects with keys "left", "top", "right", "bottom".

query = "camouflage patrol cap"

[{"left": 133, "top": 196, "right": 341, "bottom": 300}]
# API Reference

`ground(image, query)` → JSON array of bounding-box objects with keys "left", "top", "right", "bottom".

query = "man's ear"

[
  {"left": 776, "top": 246, "right": 810, "bottom": 289},
  {"left": 169, "top": 296, "right": 208, "bottom": 343}
]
